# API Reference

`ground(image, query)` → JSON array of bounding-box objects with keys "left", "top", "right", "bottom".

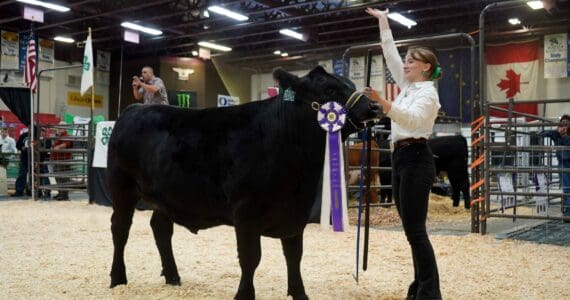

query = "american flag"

[
  {"left": 385, "top": 67, "right": 400, "bottom": 101},
  {"left": 24, "top": 37, "right": 37, "bottom": 93}
]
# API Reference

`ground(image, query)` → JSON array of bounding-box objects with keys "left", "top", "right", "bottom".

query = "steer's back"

[
  {"left": 108, "top": 101, "right": 321, "bottom": 234},
  {"left": 108, "top": 104, "right": 260, "bottom": 229}
]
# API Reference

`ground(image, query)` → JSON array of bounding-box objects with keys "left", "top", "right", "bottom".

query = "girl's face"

[{"left": 403, "top": 53, "right": 431, "bottom": 83}]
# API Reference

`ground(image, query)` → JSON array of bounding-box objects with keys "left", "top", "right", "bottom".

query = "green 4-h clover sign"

[
  {"left": 101, "top": 126, "right": 113, "bottom": 146},
  {"left": 83, "top": 55, "right": 90, "bottom": 71}
]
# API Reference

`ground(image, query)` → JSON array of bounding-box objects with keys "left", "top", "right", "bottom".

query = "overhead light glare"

[
  {"left": 526, "top": 1, "right": 543, "bottom": 9},
  {"left": 207, "top": 5, "right": 248, "bottom": 21},
  {"left": 279, "top": 29, "right": 305, "bottom": 41},
  {"left": 281, "top": 53, "right": 289, "bottom": 57},
  {"left": 16, "top": 0, "right": 70, "bottom": 12},
  {"left": 387, "top": 12, "right": 417, "bottom": 29},
  {"left": 121, "top": 22, "right": 163, "bottom": 36},
  {"left": 273, "top": 50, "right": 281, "bottom": 55},
  {"left": 54, "top": 36, "right": 74, "bottom": 43},
  {"left": 508, "top": 18, "right": 521, "bottom": 25},
  {"left": 198, "top": 41, "right": 232, "bottom": 52},
  {"left": 192, "top": 50, "right": 198, "bottom": 56}
]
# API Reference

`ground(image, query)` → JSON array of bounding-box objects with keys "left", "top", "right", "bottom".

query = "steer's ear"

[
  {"left": 307, "top": 66, "right": 329, "bottom": 79},
  {"left": 273, "top": 68, "right": 300, "bottom": 91}
]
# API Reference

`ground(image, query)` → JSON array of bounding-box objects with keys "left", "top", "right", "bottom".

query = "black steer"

[
  {"left": 377, "top": 134, "right": 470, "bottom": 209},
  {"left": 428, "top": 135, "right": 471, "bottom": 209},
  {"left": 107, "top": 66, "right": 379, "bottom": 300}
]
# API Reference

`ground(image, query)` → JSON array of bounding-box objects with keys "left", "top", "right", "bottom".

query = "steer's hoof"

[
  {"left": 165, "top": 277, "right": 181, "bottom": 286},
  {"left": 109, "top": 278, "right": 127, "bottom": 288}
]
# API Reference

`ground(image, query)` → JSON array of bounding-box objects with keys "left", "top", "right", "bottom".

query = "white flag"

[{"left": 80, "top": 34, "right": 93, "bottom": 95}]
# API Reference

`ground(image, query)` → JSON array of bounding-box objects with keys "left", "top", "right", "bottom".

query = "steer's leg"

[
  {"left": 448, "top": 172, "right": 462, "bottom": 207},
  {"left": 234, "top": 219, "right": 261, "bottom": 300},
  {"left": 462, "top": 178, "right": 471, "bottom": 209},
  {"left": 281, "top": 233, "right": 308, "bottom": 300},
  {"left": 150, "top": 211, "right": 181, "bottom": 285},
  {"left": 109, "top": 169, "right": 138, "bottom": 288}
]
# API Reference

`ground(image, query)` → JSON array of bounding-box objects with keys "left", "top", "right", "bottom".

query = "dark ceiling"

[{"left": 1, "top": 0, "right": 570, "bottom": 70}]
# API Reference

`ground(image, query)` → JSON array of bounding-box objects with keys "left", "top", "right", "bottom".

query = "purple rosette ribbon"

[{"left": 317, "top": 101, "right": 349, "bottom": 232}]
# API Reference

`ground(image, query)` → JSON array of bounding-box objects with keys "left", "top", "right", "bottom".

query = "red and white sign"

[{"left": 486, "top": 41, "right": 539, "bottom": 116}]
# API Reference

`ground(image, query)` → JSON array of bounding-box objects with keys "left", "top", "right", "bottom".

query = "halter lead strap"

[{"left": 345, "top": 91, "right": 364, "bottom": 110}]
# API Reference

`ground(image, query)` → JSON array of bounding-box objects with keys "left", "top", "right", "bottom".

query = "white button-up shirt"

[{"left": 380, "top": 30, "right": 441, "bottom": 146}]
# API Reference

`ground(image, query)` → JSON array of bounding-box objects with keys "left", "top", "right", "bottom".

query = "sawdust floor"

[{"left": 0, "top": 199, "right": 568, "bottom": 299}]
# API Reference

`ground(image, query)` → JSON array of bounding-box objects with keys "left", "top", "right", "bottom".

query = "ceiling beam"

[{"left": 31, "top": 0, "right": 175, "bottom": 32}]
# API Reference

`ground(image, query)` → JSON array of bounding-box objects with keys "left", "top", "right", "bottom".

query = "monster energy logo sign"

[{"left": 177, "top": 93, "right": 191, "bottom": 108}]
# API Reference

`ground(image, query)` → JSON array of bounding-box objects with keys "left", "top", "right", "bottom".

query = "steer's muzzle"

[{"left": 368, "top": 102, "right": 382, "bottom": 119}]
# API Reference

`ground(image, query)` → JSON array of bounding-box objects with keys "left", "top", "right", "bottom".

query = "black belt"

[{"left": 394, "top": 138, "right": 427, "bottom": 150}]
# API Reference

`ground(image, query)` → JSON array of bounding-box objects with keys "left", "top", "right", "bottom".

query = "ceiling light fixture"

[
  {"left": 273, "top": 50, "right": 281, "bottom": 55},
  {"left": 207, "top": 5, "right": 248, "bottom": 21},
  {"left": 281, "top": 53, "right": 289, "bottom": 57},
  {"left": 192, "top": 50, "right": 198, "bottom": 56},
  {"left": 508, "top": 18, "right": 521, "bottom": 25},
  {"left": 387, "top": 12, "right": 417, "bottom": 28},
  {"left": 526, "top": 1, "right": 543, "bottom": 9},
  {"left": 54, "top": 36, "right": 75, "bottom": 43},
  {"left": 198, "top": 41, "right": 232, "bottom": 52},
  {"left": 279, "top": 29, "right": 305, "bottom": 41},
  {"left": 16, "top": 0, "right": 70, "bottom": 12},
  {"left": 121, "top": 22, "right": 163, "bottom": 36}
]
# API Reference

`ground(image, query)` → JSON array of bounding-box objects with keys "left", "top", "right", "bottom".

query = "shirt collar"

[{"left": 410, "top": 81, "right": 434, "bottom": 89}]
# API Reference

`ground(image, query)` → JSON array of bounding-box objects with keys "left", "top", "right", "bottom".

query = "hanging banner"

[
  {"left": 93, "top": 121, "right": 115, "bottom": 168},
  {"left": 370, "top": 54, "right": 384, "bottom": 92},
  {"left": 348, "top": 56, "right": 365, "bottom": 91},
  {"left": 67, "top": 91, "right": 104, "bottom": 108},
  {"left": 332, "top": 58, "right": 346, "bottom": 77},
  {"left": 18, "top": 31, "right": 35, "bottom": 71},
  {"left": 97, "top": 50, "right": 111, "bottom": 72},
  {"left": 544, "top": 33, "right": 568, "bottom": 79},
  {"left": 1, "top": 31, "right": 19, "bottom": 70},
  {"left": 217, "top": 94, "right": 239, "bottom": 107},
  {"left": 38, "top": 38, "right": 54, "bottom": 76}
]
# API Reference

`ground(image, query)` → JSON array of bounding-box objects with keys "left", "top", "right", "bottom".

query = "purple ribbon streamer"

[{"left": 329, "top": 131, "right": 343, "bottom": 231}]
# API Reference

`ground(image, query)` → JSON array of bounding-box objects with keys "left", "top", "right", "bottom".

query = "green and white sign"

[{"left": 93, "top": 121, "right": 115, "bottom": 168}]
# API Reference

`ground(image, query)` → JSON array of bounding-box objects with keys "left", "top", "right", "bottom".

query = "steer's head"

[{"left": 273, "top": 66, "right": 381, "bottom": 136}]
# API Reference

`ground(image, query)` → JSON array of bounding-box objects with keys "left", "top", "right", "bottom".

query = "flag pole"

[
  {"left": 87, "top": 27, "right": 95, "bottom": 203},
  {"left": 29, "top": 23, "right": 36, "bottom": 201}
]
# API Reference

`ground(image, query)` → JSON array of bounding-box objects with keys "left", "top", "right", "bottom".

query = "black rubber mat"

[{"left": 502, "top": 221, "right": 570, "bottom": 246}]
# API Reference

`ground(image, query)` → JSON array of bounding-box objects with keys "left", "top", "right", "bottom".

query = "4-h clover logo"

[
  {"left": 101, "top": 126, "right": 113, "bottom": 146},
  {"left": 83, "top": 55, "right": 90, "bottom": 71}
]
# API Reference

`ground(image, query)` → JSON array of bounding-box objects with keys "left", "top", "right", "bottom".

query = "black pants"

[{"left": 392, "top": 143, "right": 441, "bottom": 300}]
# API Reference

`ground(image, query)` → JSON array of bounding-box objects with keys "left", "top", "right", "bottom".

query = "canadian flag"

[{"left": 486, "top": 41, "right": 539, "bottom": 116}]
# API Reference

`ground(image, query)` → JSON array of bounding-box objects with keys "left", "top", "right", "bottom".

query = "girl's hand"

[
  {"left": 365, "top": 7, "right": 389, "bottom": 19},
  {"left": 363, "top": 87, "right": 383, "bottom": 103}
]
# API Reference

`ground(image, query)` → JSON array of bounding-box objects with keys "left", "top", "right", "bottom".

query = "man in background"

[
  {"left": 0, "top": 128, "right": 17, "bottom": 153},
  {"left": 12, "top": 127, "right": 30, "bottom": 197},
  {"left": 51, "top": 124, "right": 73, "bottom": 200},
  {"left": 132, "top": 66, "right": 168, "bottom": 105}
]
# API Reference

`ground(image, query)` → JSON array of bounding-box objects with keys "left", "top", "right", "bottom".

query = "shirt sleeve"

[
  {"left": 538, "top": 130, "right": 560, "bottom": 141},
  {"left": 381, "top": 30, "right": 405, "bottom": 88},
  {"left": 387, "top": 89, "right": 440, "bottom": 130},
  {"left": 154, "top": 78, "right": 166, "bottom": 94}
]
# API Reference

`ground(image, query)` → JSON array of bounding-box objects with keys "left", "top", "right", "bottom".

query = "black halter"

[{"left": 310, "top": 91, "right": 367, "bottom": 131}]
